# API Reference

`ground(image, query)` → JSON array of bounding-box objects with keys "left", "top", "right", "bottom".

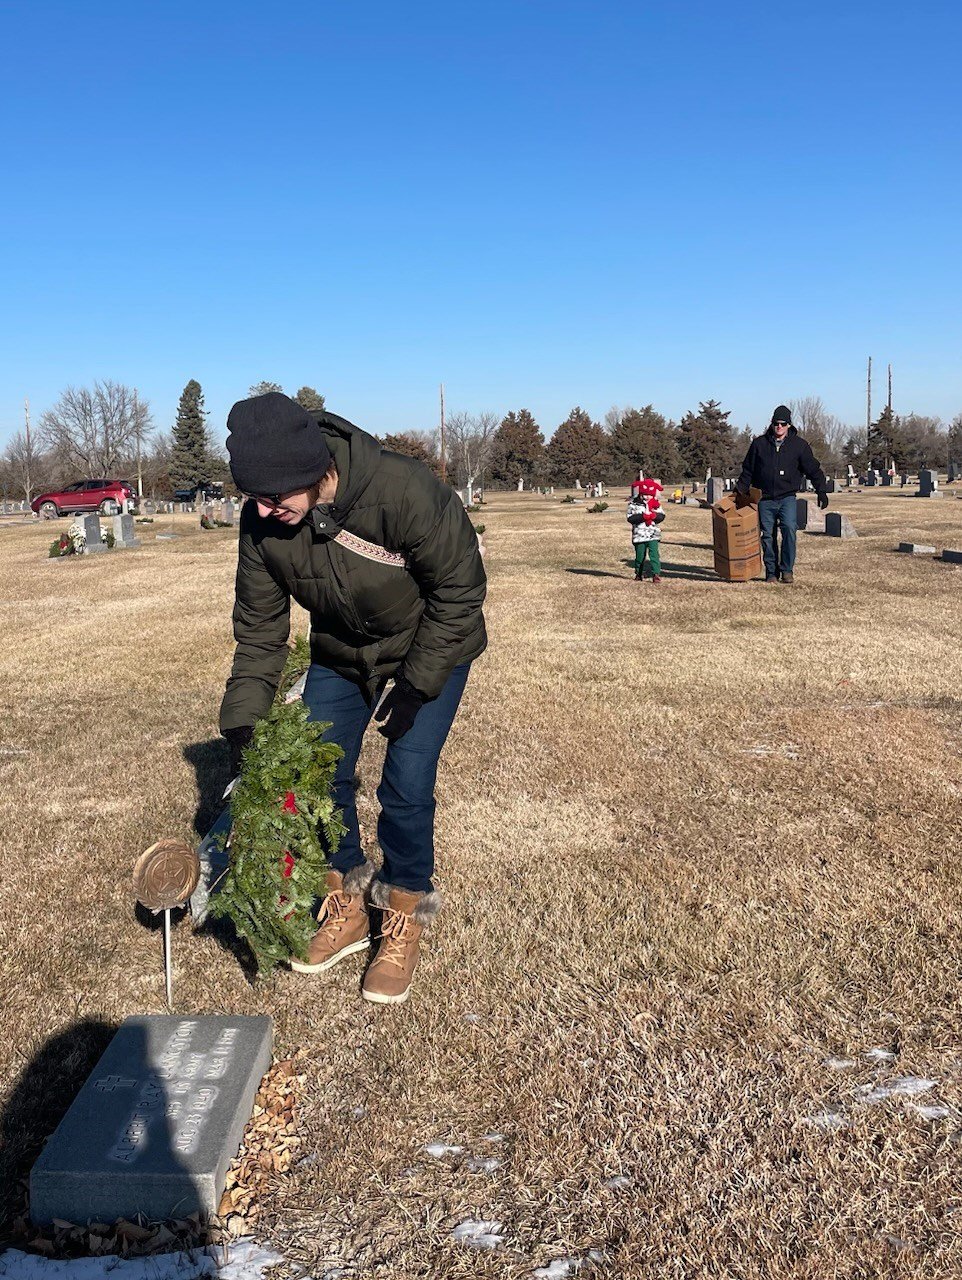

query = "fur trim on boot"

[
  {"left": 342, "top": 859, "right": 378, "bottom": 897},
  {"left": 370, "top": 879, "right": 443, "bottom": 927}
]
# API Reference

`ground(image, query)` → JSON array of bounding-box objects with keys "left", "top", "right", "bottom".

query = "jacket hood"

[{"left": 315, "top": 410, "right": 382, "bottom": 516}]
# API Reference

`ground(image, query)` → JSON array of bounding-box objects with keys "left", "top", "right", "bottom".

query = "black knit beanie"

[
  {"left": 226, "top": 393, "right": 332, "bottom": 495},
  {"left": 770, "top": 404, "right": 793, "bottom": 426}
]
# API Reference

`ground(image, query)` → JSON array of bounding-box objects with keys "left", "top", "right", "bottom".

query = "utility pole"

[
  {"left": 133, "top": 389, "right": 143, "bottom": 497},
  {"left": 24, "top": 397, "right": 32, "bottom": 505},
  {"left": 887, "top": 363, "right": 892, "bottom": 416},
  {"left": 439, "top": 382, "right": 446, "bottom": 484},
  {"left": 866, "top": 357, "right": 872, "bottom": 461}
]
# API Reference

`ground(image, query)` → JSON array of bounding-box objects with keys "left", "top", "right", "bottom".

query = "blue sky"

[{"left": 1, "top": 0, "right": 959, "bottom": 449}]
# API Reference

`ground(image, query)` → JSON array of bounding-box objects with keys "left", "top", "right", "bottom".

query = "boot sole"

[
  {"left": 290, "top": 937, "right": 370, "bottom": 974},
  {"left": 361, "top": 984, "right": 411, "bottom": 1005}
]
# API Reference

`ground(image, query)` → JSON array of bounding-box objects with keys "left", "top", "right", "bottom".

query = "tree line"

[{"left": 2, "top": 379, "right": 960, "bottom": 503}]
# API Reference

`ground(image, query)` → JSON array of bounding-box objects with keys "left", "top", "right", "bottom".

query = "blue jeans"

[
  {"left": 302, "top": 663, "right": 471, "bottom": 894},
  {"left": 758, "top": 496, "right": 797, "bottom": 577}
]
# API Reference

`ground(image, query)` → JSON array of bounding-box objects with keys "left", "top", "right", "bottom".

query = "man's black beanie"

[
  {"left": 770, "top": 404, "right": 793, "bottom": 426},
  {"left": 226, "top": 393, "right": 332, "bottom": 496}
]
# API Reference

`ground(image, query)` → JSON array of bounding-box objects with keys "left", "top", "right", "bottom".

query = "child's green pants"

[{"left": 634, "top": 541, "right": 661, "bottom": 575}]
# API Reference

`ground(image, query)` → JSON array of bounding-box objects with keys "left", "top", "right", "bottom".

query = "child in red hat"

[{"left": 626, "top": 478, "right": 665, "bottom": 582}]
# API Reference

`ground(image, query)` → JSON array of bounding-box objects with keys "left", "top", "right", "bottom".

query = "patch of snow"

[
  {"left": 603, "top": 1175, "right": 632, "bottom": 1189},
  {"left": 823, "top": 1057, "right": 857, "bottom": 1070},
  {"left": 864, "top": 1048, "right": 896, "bottom": 1063},
  {"left": 533, "top": 1250, "right": 604, "bottom": 1277},
  {"left": 482, "top": 1132, "right": 505, "bottom": 1143},
  {"left": 423, "top": 1142, "right": 463, "bottom": 1158},
  {"left": 465, "top": 1155, "right": 502, "bottom": 1173},
  {"left": 350, "top": 1105, "right": 367, "bottom": 1118},
  {"left": 0, "top": 1240, "right": 283, "bottom": 1280},
  {"left": 451, "top": 1220, "right": 504, "bottom": 1250},
  {"left": 856, "top": 1076, "right": 936, "bottom": 1106},
  {"left": 463, "top": 1013, "right": 482, "bottom": 1023},
  {"left": 801, "top": 1108, "right": 846, "bottom": 1131},
  {"left": 908, "top": 1103, "right": 950, "bottom": 1120}
]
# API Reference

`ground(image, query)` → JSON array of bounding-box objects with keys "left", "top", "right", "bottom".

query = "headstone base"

[{"left": 898, "top": 543, "right": 936, "bottom": 555}]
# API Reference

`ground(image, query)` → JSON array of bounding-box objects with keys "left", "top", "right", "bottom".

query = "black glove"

[
  {"left": 817, "top": 492, "right": 829, "bottom": 510},
  {"left": 223, "top": 725, "right": 253, "bottom": 776},
  {"left": 374, "top": 675, "right": 426, "bottom": 742},
  {"left": 654, "top": 511, "right": 666, "bottom": 524},
  {"left": 627, "top": 513, "right": 645, "bottom": 525}
]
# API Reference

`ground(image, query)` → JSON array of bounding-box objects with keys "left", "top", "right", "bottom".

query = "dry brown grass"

[{"left": 1, "top": 489, "right": 961, "bottom": 1278}]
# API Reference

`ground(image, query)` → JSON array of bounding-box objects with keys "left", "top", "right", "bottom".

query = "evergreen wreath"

[{"left": 210, "top": 694, "right": 344, "bottom": 975}]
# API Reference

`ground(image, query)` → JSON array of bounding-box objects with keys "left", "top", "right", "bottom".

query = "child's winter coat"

[{"left": 627, "top": 479, "right": 665, "bottom": 543}]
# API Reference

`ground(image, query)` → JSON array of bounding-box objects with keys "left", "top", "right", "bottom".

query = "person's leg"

[
  {"left": 778, "top": 495, "right": 798, "bottom": 575},
  {"left": 375, "top": 663, "right": 472, "bottom": 893},
  {"left": 301, "top": 663, "right": 372, "bottom": 878},
  {"left": 648, "top": 540, "right": 662, "bottom": 577},
  {"left": 634, "top": 542, "right": 646, "bottom": 577},
  {"left": 758, "top": 500, "right": 778, "bottom": 578}
]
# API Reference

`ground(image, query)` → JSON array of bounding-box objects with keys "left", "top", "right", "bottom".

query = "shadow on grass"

[
  {"left": 182, "top": 738, "right": 232, "bottom": 838},
  {"left": 0, "top": 1017, "right": 117, "bottom": 1239}
]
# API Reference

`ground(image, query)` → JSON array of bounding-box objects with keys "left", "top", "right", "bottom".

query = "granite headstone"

[{"left": 30, "top": 1014, "right": 272, "bottom": 1225}]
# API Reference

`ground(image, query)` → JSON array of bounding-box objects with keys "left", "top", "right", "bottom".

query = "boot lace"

[
  {"left": 316, "top": 891, "right": 349, "bottom": 938},
  {"left": 377, "top": 907, "right": 414, "bottom": 969}
]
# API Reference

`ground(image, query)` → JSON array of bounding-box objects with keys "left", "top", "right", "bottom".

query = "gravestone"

[
  {"left": 796, "top": 497, "right": 825, "bottom": 532},
  {"left": 112, "top": 514, "right": 140, "bottom": 548},
  {"left": 948, "top": 463, "right": 959, "bottom": 483},
  {"left": 224, "top": 500, "right": 235, "bottom": 525},
  {"left": 824, "top": 478, "right": 837, "bottom": 493},
  {"left": 864, "top": 471, "right": 878, "bottom": 487},
  {"left": 30, "top": 1014, "right": 272, "bottom": 1225},
  {"left": 825, "top": 512, "right": 857, "bottom": 539},
  {"left": 918, "top": 469, "right": 941, "bottom": 498},
  {"left": 706, "top": 477, "right": 725, "bottom": 506},
  {"left": 81, "top": 515, "right": 107, "bottom": 553},
  {"left": 898, "top": 542, "right": 936, "bottom": 555},
  {"left": 941, "top": 548, "right": 962, "bottom": 564},
  {"left": 882, "top": 473, "right": 893, "bottom": 486}
]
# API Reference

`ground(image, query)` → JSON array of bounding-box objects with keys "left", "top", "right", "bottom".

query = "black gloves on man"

[
  {"left": 817, "top": 493, "right": 829, "bottom": 510},
  {"left": 223, "top": 724, "right": 253, "bottom": 776},
  {"left": 374, "top": 674, "right": 426, "bottom": 742}
]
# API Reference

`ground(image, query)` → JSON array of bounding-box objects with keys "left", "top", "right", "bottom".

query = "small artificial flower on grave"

[
  {"left": 210, "top": 699, "right": 344, "bottom": 975},
  {"left": 67, "top": 520, "right": 86, "bottom": 554}
]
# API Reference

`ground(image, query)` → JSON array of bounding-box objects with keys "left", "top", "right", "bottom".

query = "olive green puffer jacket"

[{"left": 219, "top": 411, "right": 487, "bottom": 731}]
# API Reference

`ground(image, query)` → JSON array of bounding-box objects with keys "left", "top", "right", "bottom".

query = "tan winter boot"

[
  {"left": 361, "top": 883, "right": 441, "bottom": 1005},
  {"left": 290, "top": 862, "right": 375, "bottom": 974}
]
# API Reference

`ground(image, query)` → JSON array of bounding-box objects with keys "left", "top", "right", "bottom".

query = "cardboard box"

[{"left": 712, "top": 488, "right": 762, "bottom": 581}]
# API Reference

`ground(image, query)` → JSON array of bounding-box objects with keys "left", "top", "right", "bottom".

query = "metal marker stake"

[{"left": 164, "top": 908, "right": 172, "bottom": 1007}]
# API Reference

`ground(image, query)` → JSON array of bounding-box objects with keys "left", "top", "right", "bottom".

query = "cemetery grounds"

[{"left": 0, "top": 488, "right": 960, "bottom": 1279}]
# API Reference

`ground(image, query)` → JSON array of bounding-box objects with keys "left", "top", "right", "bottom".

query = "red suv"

[{"left": 32, "top": 479, "right": 137, "bottom": 518}]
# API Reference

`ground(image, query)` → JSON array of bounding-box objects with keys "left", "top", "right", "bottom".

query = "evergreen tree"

[
  {"left": 676, "top": 399, "right": 736, "bottom": 478},
  {"left": 249, "top": 380, "right": 284, "bottom": 397},
  {"left": 489, "top": 409, "right": 545, "bottom": 486},
  {"left": 169, "top": 379, "right": 214, "bottom": 489},
  {"left": 842, "top": 435, "right": 867, "bottom": 471},
  {"left": 294, "top": 386, "right": 326, "bottom": 413},
  {"left": 867, "top": 405, "right": 907, "bottom": 469},
  {"left": 608, "top": 405, "right": 681, "bottom": 483},
  {"left": 545, "top": 408, "right": 610, "bottom": 486},
  {"left": 948, "top": 413, "right": 962, "bottom": 464}
]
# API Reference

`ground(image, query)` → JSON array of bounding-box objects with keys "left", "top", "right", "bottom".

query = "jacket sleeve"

[
  {"left": 396, "top": 477, "right": 487, "bottom": 700},
  {"left": 736, "top": 442, "right": 756, "bottom": 494},
  {"left": 219, "top": 508, "right": 291, "bottom": 732},
  {"left": 799, "top": 439, "right": 828, "bottom": 496}
]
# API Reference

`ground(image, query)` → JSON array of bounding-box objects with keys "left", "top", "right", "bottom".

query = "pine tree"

[
  {"left": 545, "top": 407, "right": 610, "bottom": 486},
  {"left": 211, "top": 698, "right": 344, "bottom": 975},
  {"left": 249, "top": 381, "right": 284, "bottom": 397},
  {"left": 169, "top": 380, "right": 213, "bottom": 489},
  {"left": 382, "top": 430, "right": 441, "bottom": 476},
  {"left": 608, "top": 405, "right": 681, "bottom": 483},
  {"left": 868, "top": 405, "right": 907, "bottom": 470},
  {"left": 489, "top": 409, "right": 545, "bottom": 486},
  {"left": 676, "top": 400, "right": 736, "bottom": 478},
  {"left": 294, "top": 386, "right": 326, "bottom": 413}
]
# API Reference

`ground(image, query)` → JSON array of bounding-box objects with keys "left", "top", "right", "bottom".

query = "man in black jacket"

[{"left": 736, "top": 405, "right": 828, "bottom": 584}]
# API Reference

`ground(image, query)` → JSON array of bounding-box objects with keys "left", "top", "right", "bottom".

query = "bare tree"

[
  {"left": 444, "top": 411, "right": 499, "bottom": 499},
  {"left": 2, "top": 429, "right": 48, "bottom": 502},
  {"left": 788, "top": 396, "right": 827, "bottom": 434},
  {"left": 39, "top": 381, "right": 153, "bottom": 478}
]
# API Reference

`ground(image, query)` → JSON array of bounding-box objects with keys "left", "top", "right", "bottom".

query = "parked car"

[{"left": 31, "top": 478, "right": 137, "bottom": 518}]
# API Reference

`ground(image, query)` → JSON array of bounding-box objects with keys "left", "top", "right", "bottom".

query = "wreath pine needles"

[{"left": 210, "top": 699, "right": 344, "bottom": 975}]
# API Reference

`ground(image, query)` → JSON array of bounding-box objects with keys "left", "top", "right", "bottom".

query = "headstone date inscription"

[{"left": 30, "top": 1014, "right": 272, "bottom": 1225}]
